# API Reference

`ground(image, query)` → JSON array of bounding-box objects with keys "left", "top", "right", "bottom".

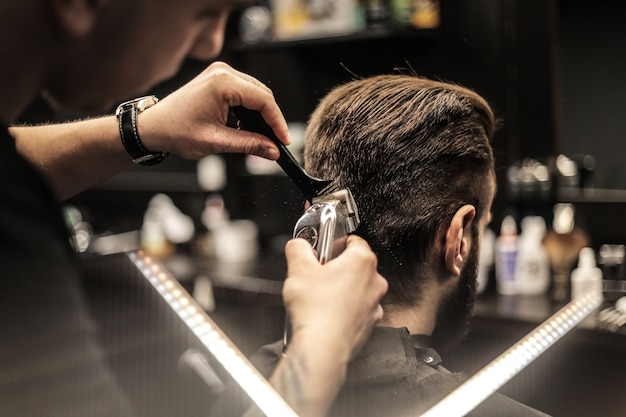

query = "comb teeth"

[{"left": 317, "top": 181, "right": 339, "bottom": 196}]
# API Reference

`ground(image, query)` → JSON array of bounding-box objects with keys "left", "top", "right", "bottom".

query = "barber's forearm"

[
  {"left": 11, "top": 116, "right": 133, "bottom": 201},
  {"left": 268, "top": 328, "right": 350, "bottom": 417}
]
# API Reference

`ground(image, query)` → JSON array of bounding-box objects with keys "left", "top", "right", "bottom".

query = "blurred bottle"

[
  {"left": 571, "top": 153, "right": 596, "bottom": 189},
  {"left": 495, "top": 215, "right": 519, "bottom": 295},
  {"left": 598, "top": 244, "right": 625, "bottom": 280},
  {"left": 410, "top": 0, "right": 440, "bottom": 29},
  {"left": 365, "top": 0, "right": 391, "bottom": 27},
  {"left": 598, "top": 244, "right": 626, "bottom": 302},
  {"left": 390, "top": 0, "right": 412, "bottom": 26},
  {"left": 196, "top": 194, "right": 229, "bottom": 258},
  {"left": 571, "top": 247, "right": 603, "bottom": 300},
  {"left": 542, "top": 203, "right": 589, "bottom": 302},
  {"left": 506, "top": 158, "right": 552, "bottom": 203},
  {"left": 142, "top": 194, "right": 195, "bottom": 257},
  {"left": 239, "top": 5, "right": 273, "bottom": 44},
  {"left": 554, "top": 154, "right": 579, "bottom": 189},
  {"left": 515, "top": 216, "right": 550, "bottom": 295},
  {"left": 63, "top": 205, "right": 93, "bottom": 253}
]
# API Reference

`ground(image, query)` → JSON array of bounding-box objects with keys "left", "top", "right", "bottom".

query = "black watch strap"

[{"left": 116, "top": 96, "right": 169, "bottom": 166}]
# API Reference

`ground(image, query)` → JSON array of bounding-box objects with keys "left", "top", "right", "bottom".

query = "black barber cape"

[
  {"left": 210, "top": 326, "right": 550, "bottom": 417},
  {"left": 0, "top": 125, "right": 133, "bottom": 416}
]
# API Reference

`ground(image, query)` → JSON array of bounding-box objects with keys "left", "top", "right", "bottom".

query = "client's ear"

[
  {"left": 50, "top": 0, "right": 97, "bottom": 37},
  {"left": 443, "top": 205, "right": 476, "bottom": 277}
]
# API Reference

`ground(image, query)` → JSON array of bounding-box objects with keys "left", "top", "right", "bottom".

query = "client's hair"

[{"left": 304, "top": 74, "right": 496, "bottom": 306}]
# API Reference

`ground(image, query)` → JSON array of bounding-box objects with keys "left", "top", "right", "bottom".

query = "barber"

[{"left": 0, "top": 1, "right": 387, "bottom": 416}]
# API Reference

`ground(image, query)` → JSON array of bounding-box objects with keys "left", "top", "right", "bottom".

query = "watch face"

[
  {"left": 136, "top": 96, "right": 159, "bottom": 112},
  {"left": 116, "top": 95, "right": 158, "bottom": 115}
]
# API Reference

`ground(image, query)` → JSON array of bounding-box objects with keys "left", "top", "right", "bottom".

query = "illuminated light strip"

[
  {"left": 127, "top": 250, "right": 298, "bottom": 417},
  {"left": 420, "top": 291, "right": 603, "bottom": 417}
]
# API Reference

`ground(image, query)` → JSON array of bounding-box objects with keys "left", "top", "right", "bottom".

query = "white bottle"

[
  {"left": 515, "top": 216, "right": 550, "bottom": 295},
  {"left": 571, "top": 247, "right": 603, "bottom": 300},
  {"left": 495, "top": 215, "right": 519, "bottom": 295}
]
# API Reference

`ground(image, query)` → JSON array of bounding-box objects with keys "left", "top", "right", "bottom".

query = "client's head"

[{"left": 304, "top": 74, "right": 496, "bottom": 349}]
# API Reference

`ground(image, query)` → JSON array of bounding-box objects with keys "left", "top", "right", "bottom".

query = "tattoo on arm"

[
  {"left": 276, "top": 349, "right": 308, "bottom": 411},
  {"left": 243, "top": 350, "right": 311, "bottom": 417}
]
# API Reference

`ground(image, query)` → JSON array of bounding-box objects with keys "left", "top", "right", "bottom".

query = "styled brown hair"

[{"left": 304, "top": 74, "right": 496, "bottom": 306}]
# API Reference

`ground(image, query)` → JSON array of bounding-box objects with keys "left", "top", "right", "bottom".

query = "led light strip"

[
  {"left": 420, "top": 291, "right": 603, "bottom": 417},
  {"left": 127, "top": 250, "right": 298, "bottom": 417}
]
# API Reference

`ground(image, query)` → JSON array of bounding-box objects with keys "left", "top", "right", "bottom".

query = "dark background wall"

[{"left": 559, "top": 0, "right": 626, "bottom": 190}]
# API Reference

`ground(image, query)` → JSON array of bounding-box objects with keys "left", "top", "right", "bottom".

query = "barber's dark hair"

[{"left": 304, "top": 74, "right": 496, "bottom": 306}]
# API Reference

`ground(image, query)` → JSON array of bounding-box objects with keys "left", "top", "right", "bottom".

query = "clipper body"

[{"left": 294, "top": 189, "right": 360, "bottom": 264}]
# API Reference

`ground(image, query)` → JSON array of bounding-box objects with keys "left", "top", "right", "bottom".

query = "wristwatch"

[{"left": 116, "top": 95, "right": 169, "bottom": 166}]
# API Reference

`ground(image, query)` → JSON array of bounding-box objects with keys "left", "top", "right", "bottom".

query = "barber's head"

[
  {"left": 304, "top": 74, "right": 496, "bottom": 320},
  {"left": 44, "top": 0, "right": 247, "bottom": 111}
]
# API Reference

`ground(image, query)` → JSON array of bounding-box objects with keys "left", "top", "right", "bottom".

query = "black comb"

[{"left": 231, "top": 106, "right": 337, "bottom": 203}]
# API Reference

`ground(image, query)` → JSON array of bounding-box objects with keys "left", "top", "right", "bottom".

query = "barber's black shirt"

[{"left": 0, "top": 125, "right": 133, "bottom": 416}]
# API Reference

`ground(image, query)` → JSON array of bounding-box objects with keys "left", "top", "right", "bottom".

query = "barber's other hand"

[
  {"left": 283, "top": 235, "right": 388, "bottom": 361},
  {"left": 139, "top": 61, "right": 289, "bottom": 160}
]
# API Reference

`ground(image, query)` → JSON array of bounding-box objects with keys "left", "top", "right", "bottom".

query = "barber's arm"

[
  {"left": 267, "top": 236, "right": 388, "bottom": 417},
  {"left": 10, "top": 62, "right": 289, "bottom": 201}
]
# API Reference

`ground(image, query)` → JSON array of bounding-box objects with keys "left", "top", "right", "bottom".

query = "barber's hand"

[
  {"left": 139, "top": 61, "right": 289, "bottom": 161},
  {"left": 283, "top": 235, "right": 388, "bottom": 361}
]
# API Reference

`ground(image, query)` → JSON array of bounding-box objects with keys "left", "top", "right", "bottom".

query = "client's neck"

[{"left": 378, "top": 279, "right": 441, "bottom": 335}]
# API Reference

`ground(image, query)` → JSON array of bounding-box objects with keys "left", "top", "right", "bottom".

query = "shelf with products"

[
  {"left": 226, "top": 26, "right": 440, "bottom": 52},
  {"left": 227, "top": 0, "right": 441, "bottom": 51}
]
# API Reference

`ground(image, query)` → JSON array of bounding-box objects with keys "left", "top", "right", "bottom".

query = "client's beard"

[{"left": 430, "top": 233, "right": 480, "bottom": 352}]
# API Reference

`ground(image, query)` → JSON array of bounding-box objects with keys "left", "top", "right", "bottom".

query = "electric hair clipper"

[
  {"left": 232, "top": 107, "right": 360, "bottom": 351},
  {"left": 292, "top": 189, "right": 359, "bottom": 264}
]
